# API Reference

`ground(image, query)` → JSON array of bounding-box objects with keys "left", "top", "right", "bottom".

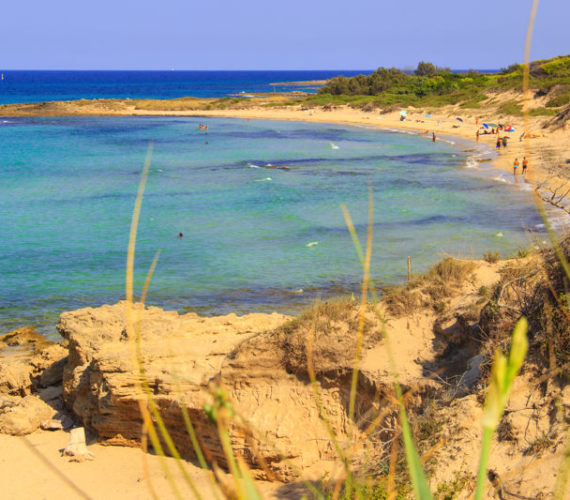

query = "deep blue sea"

[
  {"left": 0, "top": 70, "right": 370, "bottom": 104},
  {"left": 0, "top": 72, "right": 551, "bottom": 338}
]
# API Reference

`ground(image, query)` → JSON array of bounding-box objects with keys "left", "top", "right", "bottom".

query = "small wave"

[
  {"left": 496, "top": 232, "right": 504, "bottom": 238},
  {"left": 306, "top": 241, "right": 319, "bottom": 247},
  {"left": 248, "top": 163, "right": 260, "bottom": 168},
  {"left": 492, "top": 176, "right": 510, "bottom": 184},
  {"left": 330, "top": 142, "right": 340, "bottom": 150},
  {"left": 465, "top": 159, "right": 478, "bottom": 169},
  {"left": 255, "top": 177, "right": 272, "bottom": 182}
]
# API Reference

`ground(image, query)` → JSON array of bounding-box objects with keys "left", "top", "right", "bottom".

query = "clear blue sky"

[{"left": 2, "top": 0, "right": 568, "bottom": 70}]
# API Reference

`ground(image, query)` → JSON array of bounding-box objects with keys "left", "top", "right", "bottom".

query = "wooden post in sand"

[{"left": 408, "top": 256, "right": 412, "bottom": 282}]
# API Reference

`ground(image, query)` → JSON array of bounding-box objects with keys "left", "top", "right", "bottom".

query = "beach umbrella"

[
  {"left": 456, "top": 117, "right": 463, "bottom": 122},
  {"left": 486, "top": 122, "right": 498, "bottom": 128},
  {"left": 482, "top": 123, "right": 489, "bottom": 129},
  {"left": 424, "top": 113, "right": 431, "bottom": 117}
]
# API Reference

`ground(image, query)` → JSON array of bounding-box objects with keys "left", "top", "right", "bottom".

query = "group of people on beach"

[
  {"left": 495, "top": 136, "right": 509, "bottom": 150},
  {"left": 473, "top": 118, "right": 530, "bottom": 177},
  {"left": 513, "top": 156, "right": 529, "bottom": 176}
]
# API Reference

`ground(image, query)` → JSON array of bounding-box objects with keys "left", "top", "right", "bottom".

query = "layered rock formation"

[
  {"left": 57, "top": 301, "right": 420, "bottom": 480},
  {"left": 0, "top": 327, "right": 69, "bottom": 434}
]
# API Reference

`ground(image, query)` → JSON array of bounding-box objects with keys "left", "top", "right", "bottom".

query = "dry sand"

[{"left": 0, "top": 430, "right": 285, "bottom": 499}]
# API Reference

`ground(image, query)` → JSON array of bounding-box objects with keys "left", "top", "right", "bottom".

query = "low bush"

[{"left": 483, "top": 251, "right": 500, "bottom": 263}]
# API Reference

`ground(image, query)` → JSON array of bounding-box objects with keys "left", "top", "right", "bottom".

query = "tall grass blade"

[
  {"left": 125, "top": 145, "right": 202, "bottom": 500},
  {"left": 348, "top": 186, "right": 373, "bottom": 425},
  {"left": 399, "top": 402, "right": 433, "bottom": 500},
  {"left": 236, "top": 456, "right": 263, "bottom": 500},
  {"left": 305, "top": 302, "right": 353, "bottom": 495},
  {"left": 475, "top": 318, "right": 528, "bottom": 500},
  {"left": 341, "top": 201, "right": 433, "bottom": 499},
  {"left": 553, "top": 430, "right": 570, "bottom": 499}
]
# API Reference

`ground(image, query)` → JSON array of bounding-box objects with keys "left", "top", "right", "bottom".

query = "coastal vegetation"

[{"left": 302, "top": 54, "right": 570, "bottom": 110}]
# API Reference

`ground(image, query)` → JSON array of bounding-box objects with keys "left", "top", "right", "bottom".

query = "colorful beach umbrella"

[{"left": 482, "top": 123, "right": 489, "bottom": 129}]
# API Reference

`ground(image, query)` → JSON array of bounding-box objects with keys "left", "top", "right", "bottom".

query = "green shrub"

[
  {"left": 498, "top": 101, "right": 523, "bottom": 116},
  {"left": 483, "top": 251, "right": 500, "bottom": 263},
  {"left": 546, "top": 90, "right": 570, "bottom": 108}
]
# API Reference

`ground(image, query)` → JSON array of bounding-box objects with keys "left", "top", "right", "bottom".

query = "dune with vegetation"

[{"left": 0, "top": 55, "right": 569, "bottom": 499}]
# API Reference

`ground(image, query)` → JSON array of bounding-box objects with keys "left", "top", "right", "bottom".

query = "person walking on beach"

[
  {"left": 432, "top": 131, "right": 436, "bottom": 143},
  {"left": 502, "top": 136, "right": 507, "bottom": 148},
  {"left": 513, "top": 158, "right": 519, "bottom": 175},
  {"left": 496, "top": 137, "right": 501, "bottom": 151},
  {"left": 522, "top": 156, "right": 528, "bottom": 174},
  {"left": 476, "top": 129, "right": 480, "bottom": 142}
]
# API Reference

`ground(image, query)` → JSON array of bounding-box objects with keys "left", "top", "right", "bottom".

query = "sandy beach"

[
  {"left": 2, "top": 98, "right": 568, "bottom": 215},
  {"left": 158, "top": 104, "right": 569, "bottom": 201}
]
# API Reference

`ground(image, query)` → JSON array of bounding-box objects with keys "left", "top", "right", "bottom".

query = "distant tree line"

[
  {"left": 308, "top": 55, "right": 569, "bottom": 108},
  {"left": 318, "top": 61, "right": 467, "bottom": 98}
]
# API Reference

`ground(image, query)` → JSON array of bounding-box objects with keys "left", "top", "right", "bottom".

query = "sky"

[{"left": 1, "top": 0, "right": 569, "bottom": 70}]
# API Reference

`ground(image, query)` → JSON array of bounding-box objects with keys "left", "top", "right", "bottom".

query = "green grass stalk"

[
  {"left": 341, "top": 204, "right": 433, "bottom": 499},
  {"left": 348, "top": 186, "right": 373, "bottom": 427},
  {"left": 475, "top": 317, "right": 528, "bottom": 500}
]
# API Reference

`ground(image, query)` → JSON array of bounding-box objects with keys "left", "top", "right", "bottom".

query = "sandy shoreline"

[
  {"left": 151, "top": 105, "right": 568, "bottom": 193},
  {"left": 2, "top": 98, "right": 568, "bottom": 212}
]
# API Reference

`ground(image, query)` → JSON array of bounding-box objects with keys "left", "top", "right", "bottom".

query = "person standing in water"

[
  {"left": 476, "top": 129, "right": 480, "bottom": 142},
  {"left": 432, "top": 131, "right": 436, "bottom": 143},
  {"left": 522, "top": 156, "right": 528, "bottom": 174},
  {"left": 513, "top": 158, "right": 519, "bottom": 175}
]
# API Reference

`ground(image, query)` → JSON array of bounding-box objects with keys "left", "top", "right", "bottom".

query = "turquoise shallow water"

[{"left": 0, "top": 117, "right": 546, "bottom": 337}]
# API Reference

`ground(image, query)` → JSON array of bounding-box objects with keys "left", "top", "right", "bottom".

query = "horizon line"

[{"left": 0, "top": 67, "right": 503, "bottom": 72}]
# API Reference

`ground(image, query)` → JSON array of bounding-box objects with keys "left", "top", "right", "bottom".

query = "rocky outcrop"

[
  {"left": 57, "top": 301, "right": 415, "bottom": 480},
  {"left": 0, "top": 327, "right": 71, "bottom": 435},
  {"left": 0, "top": 327, "right": 68, "bottom": 396},
  {"left": 0, "top": 395, "right": 58, "bottom": 435}
]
